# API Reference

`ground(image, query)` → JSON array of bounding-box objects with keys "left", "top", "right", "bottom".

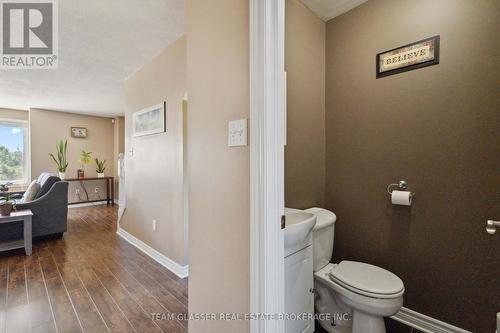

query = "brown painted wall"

[
  {"left": 325, "top": 0, "right": 500, "bottom": 331},
  {"left": 285, "top": 0, "right": 326, "bottom": 209},
  {"left": 122, "top": 36, "right": 187, "bottom": 266},
  {"left": 187, "top": 0, "right": 250, "bottom": 332}
]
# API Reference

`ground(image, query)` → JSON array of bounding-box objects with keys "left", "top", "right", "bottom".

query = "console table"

[
  {"left": 65, "top": 177, "right": 115, "bottom": 206},
  {"left": 0, "top": 210, "right": 32, "bottom": 255}
]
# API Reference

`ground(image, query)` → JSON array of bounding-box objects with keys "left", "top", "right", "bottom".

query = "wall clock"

[{"left": 71, "top": 127, "right": 88, "bottom": 138}]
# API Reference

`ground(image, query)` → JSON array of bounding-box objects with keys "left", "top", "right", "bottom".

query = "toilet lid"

[{"left": 329, "top": 261, "right": 404, "bottom": 296}]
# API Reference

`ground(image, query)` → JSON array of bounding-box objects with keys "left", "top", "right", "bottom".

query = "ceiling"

[
  {"left": 300, "top": 0, "right": 368, "bottom": 21},
  {"left": 0, "top": 0, "right": 185, "bottom": 117}
]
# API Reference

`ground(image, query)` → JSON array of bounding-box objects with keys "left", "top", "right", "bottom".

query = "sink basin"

[{"left": 284, "top": 209, "right": 316, "bottom": 256}]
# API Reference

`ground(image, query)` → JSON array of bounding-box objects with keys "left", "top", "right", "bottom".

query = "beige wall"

[
  {"left": 30, "top": 108, "right": 115, "bottom": 179},
  {"left": 187, "top": 0, "right": 250, "bottom": 332},
  {"left": 30, "top": 108, "right": 116, "bottom": 202},
  {"left": 285, "top": 0, "right": 326, "bottom": 209},
  {"left": 1, "top": 108, "right": 117, "bottom": 199},
  {"left": 0, "top": 108, "right": 29, "bottom": 121},
  {"left": 324, "top": 0, "right": 499, "bottom": 331},
  {"left": 122, "top": 36, "right": 187, "bottom": 266}
]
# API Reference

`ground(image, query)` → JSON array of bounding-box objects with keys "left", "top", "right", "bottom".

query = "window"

[{"left": 0, "top": 119, "right": 29, "bottom": 184}]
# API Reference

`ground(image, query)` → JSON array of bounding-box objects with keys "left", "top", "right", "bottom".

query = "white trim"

[
  {"left": 68, "top": 201, "right": 110, "bottom": 208},
  {"left": 116, "top": 227, "right": 188, "bottom": 279},
  {"left": 392, "top": 307, "right": 472, "bottom": 333},
  {"left": 25, "top": 119, "right": 31, "bottom": 184},
  {"left": 181, "top": 98, "right": 189, "bottom": 265},
  {"left": 27, "top": 112, "right": 32, "bottom": 184},
  {"left": 117, "top": 206, "right": 126, "bottom": 226},
  {"left": 250, "top": 0, "right": 286, "bottom": 333},
  {"left": 117, "top": 152, "right": 126, "bottom": 228},
  {"left": 0, "top": 118, "right": 28, "bottom": 124}
]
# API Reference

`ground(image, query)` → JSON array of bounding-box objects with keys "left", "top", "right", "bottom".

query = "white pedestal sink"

[{"left": 284, "top": 208, "right": 316, "bottom": 257}]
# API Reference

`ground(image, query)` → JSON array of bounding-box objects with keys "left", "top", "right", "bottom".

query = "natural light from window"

[{"left": 0, "top": 120, "right": 29, "bottom": 184}]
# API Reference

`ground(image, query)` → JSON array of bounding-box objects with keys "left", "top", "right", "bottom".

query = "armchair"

[{"left": 0, "top": 173, "right": 68, "bottom": 242}]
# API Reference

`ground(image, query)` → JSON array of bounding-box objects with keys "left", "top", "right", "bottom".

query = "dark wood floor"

[{"left": 0, "top": 205, "right": 188, "bottom": 333}]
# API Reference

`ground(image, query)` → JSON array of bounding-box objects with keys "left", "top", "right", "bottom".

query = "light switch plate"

[{"left": 228, "top": 118, "right": 248, "bottom": 147}]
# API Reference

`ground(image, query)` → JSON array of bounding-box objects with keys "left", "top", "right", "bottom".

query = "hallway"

[{"left": 0, "top": 206, "right": 188, "bottom": 333}]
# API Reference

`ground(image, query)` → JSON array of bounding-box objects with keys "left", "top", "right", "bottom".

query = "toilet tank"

[{"left": 304, "top": 208, "right": 336, "bottom": 272}]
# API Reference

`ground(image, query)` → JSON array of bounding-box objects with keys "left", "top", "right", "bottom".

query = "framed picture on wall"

[
  {"left": 71, "top": 127, "right": 88, "bottom": 138},
  {"left": 133, "top": 102, "right": 167, "bottom": 137},
  {"left": 376, "top": 35, "right": 440, "bottom": 78}
]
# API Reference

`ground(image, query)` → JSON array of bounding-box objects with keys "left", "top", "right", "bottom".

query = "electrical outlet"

[
  {"left": 152, "top": 220, "right": 157, "bottom": 231},
  {"left": 94, "top": 187, "right": 99, "bottom": 193},
  {"left": 75, "top": 188, "right": 80, "bottom": 194}
]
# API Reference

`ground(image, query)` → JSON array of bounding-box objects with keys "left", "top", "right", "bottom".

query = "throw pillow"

[{"left": 22, "top": 180, "right": 40, "bottom": 202}]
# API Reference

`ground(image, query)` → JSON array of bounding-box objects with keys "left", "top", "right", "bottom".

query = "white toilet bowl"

[
  {"left": 314, "top": 263, "right": 404, "bottom": 333},
  {"left": 303, "top": 207, "right": 405, "bottom": 333}
]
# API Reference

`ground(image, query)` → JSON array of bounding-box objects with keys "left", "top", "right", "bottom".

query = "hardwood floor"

[{"left": 0, "top": 205, "right": 188, "bottom": 333}]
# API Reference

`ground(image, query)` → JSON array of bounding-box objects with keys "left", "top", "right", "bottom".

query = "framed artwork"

[
  {"left": 376, "top": 35, "right": 440, "bottom": 78},
  {"left": 71, "top": 127, "right": 88, "bottom": 138},
  {"left": 133, "top": 102, "right": 166, "bottom": 137}
]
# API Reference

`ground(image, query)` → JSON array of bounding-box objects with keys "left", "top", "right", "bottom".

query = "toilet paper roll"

[{"left": 391, "top": 190, "right": 413, "bottom": 206}]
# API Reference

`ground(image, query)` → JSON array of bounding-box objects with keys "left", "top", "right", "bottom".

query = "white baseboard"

[
  {"left": 116, "top": 227, "right": 189, "bottom": 279},
  {"left": 68, "top": 200, "right": 119, "bottom": 209},
  {"left": 68, "top": 201, "right": 108, "bottom": 208},
  {"left": 392, "top": 307, "right": 472, "bottom": 333}
]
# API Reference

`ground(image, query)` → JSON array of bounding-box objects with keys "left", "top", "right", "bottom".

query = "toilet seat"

[
  {"left": 328, "top": 261, "right": 404, "bottom": 299},
  {"left": 315, "top": 262, "right": 404, "bottom": 333}
]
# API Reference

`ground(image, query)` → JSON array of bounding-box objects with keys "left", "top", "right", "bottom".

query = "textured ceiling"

[
  {"left": 300, "top": 0, "right": 368, "bottom": 21},
  {"left": 0, "top": 0, "right": 185, "bottom": 117}
]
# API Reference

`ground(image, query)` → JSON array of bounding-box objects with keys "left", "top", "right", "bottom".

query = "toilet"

[{"left": 306, "top": 207, "right": 404, "bottom": 333}]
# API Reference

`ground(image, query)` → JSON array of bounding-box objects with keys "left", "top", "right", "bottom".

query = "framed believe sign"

[{"left": 376, "top": 35, "right": 440, "bottom": 78}]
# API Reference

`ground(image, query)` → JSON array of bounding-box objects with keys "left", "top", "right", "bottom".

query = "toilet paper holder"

[{"left": 387, "top": 180, "right": 413, "bottom": 195}]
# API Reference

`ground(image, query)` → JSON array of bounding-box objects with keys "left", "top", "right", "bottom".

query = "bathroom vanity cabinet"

[{"left": 285, "top": 238, "right": 314, "bottom": 333}]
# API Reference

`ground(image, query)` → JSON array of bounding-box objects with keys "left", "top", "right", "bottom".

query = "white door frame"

[{"left": 249, "top": 0, "right": 286, "bottom": 333}]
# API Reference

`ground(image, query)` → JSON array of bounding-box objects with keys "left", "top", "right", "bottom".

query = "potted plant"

[
  {"left": 0, "top": 194, "right": 15, "bottom": 216},
  {"left": 49, "top": 140, "right": 68, "bottom": 179},
  {"left": 77, "top": 151, "right": 92, "bottom": 179},
  {"left": 0, "top": 192, "right": 16, "bottom": 216},
  {"left": 0, "top": 182, "right": 12, "bottom": 194},
  {"left": 95, "top": 158, "right": 106, "bottom": 178}
]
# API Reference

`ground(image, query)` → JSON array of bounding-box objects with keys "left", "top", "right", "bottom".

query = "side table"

[{"left": 0, "top": 210, "right": 33, "bottom": 255}]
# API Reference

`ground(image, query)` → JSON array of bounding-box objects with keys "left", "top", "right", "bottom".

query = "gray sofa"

[{"left": 0, "top": 173, "right": 68, "bottom": 241}]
